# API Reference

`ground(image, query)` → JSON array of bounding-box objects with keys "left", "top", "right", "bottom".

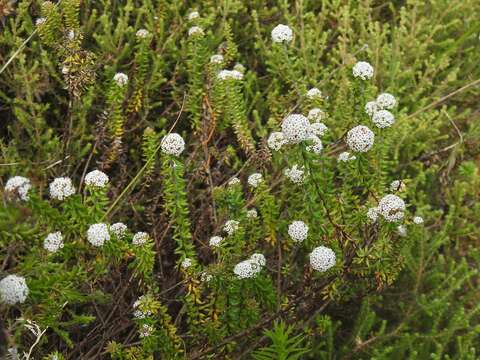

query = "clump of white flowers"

[
  {"left": 306, "top": 87, "right": 322, "bottom": 99},
  {"left": 390, "top": 180, "right": 406, "bottom": 192},
  {"left": 376, "top": 93, "right": 397, "bottom": 109},
  {"left": 223, "top": 220, "right": 239, "bottom": 236},
  {"left": 248, "top": 173, "right": 263, "bottom": 188},
  {"left": 233, "top": 63, "right": 246, "bottom": 73},
  {"left": 133, "top": 296, "right": 152, "bottom": 319},
  {"left": 181, "top": 258, "right": 192, "bottom": 269},
  {"left": 113, "top": 72, "right": 128, "bottom": 86},
  {"left": 85, "top": 170, "right": 109, "bottom": 188},
  {"left": 310, "top": 122, "right": 328, "bottom": 137},
  {"left": 110, "top": 222, "right": 128, "bottom": 238},
  {"left": 228, "top": 177, "right": 240, "bottom": 186},
  {"left": 309, "top": 246, "right": 336, "bottom": 272},
  {"left": 288, "top": 220, "right": 309, "bottom": 243},
  {"left": 250, "top": 253, "right": 266, "bottom": 267},
  {"left": 5, "top": 176, "right": 31, "bottom": 201},
  {"left": 43, "top": 232, "right": 64, "bottom": 253},
  {"left": 306, "top": 135, "right": 323, "bottom": 154},
  {"left": 352, "top": 61, "right": 374, "bottom": 80},
  {"left": 132, "top": 232, "right": 149, "bottom": 246},
  {"left": 346, "top": 125, "right": 375, "bottom": 152},
  {"left": 281, "top": 114, "right": 312, "bottom": 143},
  {"left": 271, "top": 24, "right": 293, "bottom": 43},
  {"left": 188, "top": 26, "right": 204, "bottom": 37},
  {"left": 0, "top": 275, "right": 29, "bottom": 305},
  {"left": 209, "top": 236, "right": 223, "bottom": 247},
  {"left": 187, "top": 11, "right": 199, "bottom": 21},
  {"left": 365, "top": 101, "right": 378, "bottom": 117},
  {"left": 372, "top": 110, "right": 395, "bottom": 128},
  {"left": 397, "top": 225, "right": 407, "bottom": 237},
  {"left": 136, "top": 29, "right": 150, "bottom": 38},
  {"left": 49, "top": 177, "right": 75, "bottom": 200},
  {"left": 338, "top": 151, "right": 357, "bottom": 162},
  {"left": 217, "top": 69, "right": 243, "bottom": 81},
  {"left": 367, "top": 207, "right": 379, "bottom": 222},
  {"left": 246, "top": 209, "right": 258, "bottom": 218},
  {"left": 267, "top": 132, "right": 286, "bottom": 151},
  {"left": 308, "top": 108, "right": 326, "bottom": 122},
  {"left": 87, "top": 223, "right": 110, "bottom": 246},
  {"left": 210, "top": 54, "right": 224, "bottom": 64},
  {"left": 377, "top": 194, "right": 406, "bottom": 222},
  {"left": 233, "top": 253, "right": 266, "bottom": 279},
  {"left": 35, "top": 17, "right": 46, "bottom": 26},
  {"left": 161, "top": 133, "right": 185, "bottom": 156},
  {"left": 413, "top": 216, "right": 424, "bottom": 224},
  {"left": 284, "top": 165, "right": 305, "bottom": 184},
  {"left": 139, "top": 324, "right": 155, "bottom": 338}
]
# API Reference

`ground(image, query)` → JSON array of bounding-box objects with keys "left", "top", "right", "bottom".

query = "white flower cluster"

[
  {"left": 267, "top": 132, "right": 286, "bottom": 151},
  {"left": 306, "top": 135, "right": 323, "bottom": 154},
  {"left": 377, "top": 194, "right": 406, "bottom": 222},
  {"left": 44, "top": 232, "right": 64, "bottom": 253},
  {"left": 376, "top": 93, "right": 397, "bottom": 110},
  {"left": 367, "top": 207, "right": 378, "bottom": 222},
  {"left": 87, "top": 223, "right": 110, "bottom": 246},
  {"left": 248, "top": 173, "right": 263, "bottom": 188},
  {"left": 110, "top": 222, "right": 128, "bottom": 238},
  {"left": 228, "top": 177, "right": 240, "bottom": 186},
  {"left": 136, "top": 29, "right": 150, "bottom": 38},
  {"left": 133, "top": 295, "right": 152, "bottom": 319},
  {"left": 306, "top": 87, "right": 322, "bottom": 99},
  {"left": 281, "top": 114, "right": 311, "bottom": 144},
  {"left": 217, "top": 69, "right": 243, "bottom": 81},
  {"left": 0, "top": 275, "right": 29, "bottom": 305},
  {"left": 352, "top": 61, "right": 374, "bottom": 80},
  {"left": 338, "top": 151, "right": 356, "bottom": 162},
  {"left": 364, "top": 101, "right": 378, "bottom": 117},
  {"left": 49, "top": 177, "right": 75, "bottom": 200},
  {"left": 271, "top": 24, "right": 293, "bottom": 43},
  {"left": 309, "top": 246, "right": 336, "bottom": 272},
  {"left": 233, "top": 253, "right": 266, "bottom": 279},
  {"left": 139, "top": 324, "right": 155, "bottom": 338},
  {"left": 85, "top": 170, "right": 109, "bottom": 188},
  {"left": 246, "top": 209, "right": 258, "bottom": 218},
  {"left": 181, "top": 258, "right": 192, "bottom": 269},
  {"left": 188, "top": 26, "right": 204, "bottom": 36},
  {"left": 284, "top": 165, "right": 305, "bottom": 184},
  {"left": 187, "top": 11, "right": 199, "bottom": 21},
  {"left": 397, "top": 225, "right": 407, "bottom": 237},
  {"left": 288, "top": 220, "right": 309, "bottom": 243},
  {"left": 113, "top": 72, "right": 128, "bottom": 86},
  {"left": 223, "top": 220, "right": 239, "bottom": 236},
  {"left": 36, "top": 17, "right": 46, "bottom": 26},
  {"left": 372, "top": 110, "right": 395, "bottom": 128},
  {"left": 132, "top": 232, "right": 149, "bottom": 246},
  {"left": 209, "top": 235, "right": 223, "bottom": 247},
  {"left": 413, "top": 216, "right": 424, "bottom": 224},
  {"left": 233, "top": 63, "right": 246, "bottom": 73},
  {"left": 5, "top": 176, "right": 31, "bottom": 201},
  {"left": 210, "top": 54, "right": 224, "bottom": 64},
  {"left": 161, "top": 133, "right": 185, "bottom": 156},
  {"left": 310, "top": 122, "right": 328, "bottom": 137},
  {"left": 390, "top": 180, "right": 405, "bottom": 192},
  {"left": 308, "top": 108, "right": 326, "bottom": 122},
  {"left": 346, "top": 125, "right": 375, "bottom": 152}
]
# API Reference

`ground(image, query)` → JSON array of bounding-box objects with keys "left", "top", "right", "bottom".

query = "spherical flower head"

[
  {"left": 372, "top": 110, "right": 395, "bottom": 129},
  {"left": 397, "top": 225, "right": 407, "bottom": 237},
  {"left": 136, "top": 29, "right": 150, "bottom": 38},
  {"left": 0, "top": 275, "right": 29, "bottom": 305},
  {"left": 209, "top": 236, "right": 223, "bottom": 247},
  {"left": 367, "top": 207, "right": 378, "bottom": 222},
  {"left": 284, "top": 164, "right": 305, "bottom": 184},
  {"left": 132, "top": 232, "right": 149, "bottom": 246},
  {"left": 223, "top": 220, "right": 239, "bottom": 236},
  {"left": 288, "top": 220, "right": 308, "bottom": 243},
  {"left": 306, "top": 135, "right": 323, "bottom": 154},
  {"left": 233, "top": 260, "right": 255, "bottom": 279},
  {"left": 376, "top": 93, "right": 397, "bottom": 110},
  {"left": 85, "top": 170, "right": 109, "bottom": 188},
  {"left": 309, "top": 246, "right": 336, "bottom": 272},
  {"left": 210, "top": 54, "right": 224, "bottom": 64},
  {"left": 271, "top": 24, "right": 293, "bottom": 43},
  {"left": 267, "top": 131, "right": 286, "bottom": 151},
  {"left": 110, "top": 222, "right": 128, "bottom": 238},
  {"left": 250, "top": 253, "right": 266, "bottom": 267},
  {"left": 413, "top": 216, "right": 424, "bottom": 224},
  {"left": 281, "top": 114, "right": 312, "bottom": 144},
  {"left": 365, "top": 101, "right": 378, "bottom": 117},
  {"left": 338, "top": 151, "right": 356, "bottom": 162},
  {"left": 44, "top": 231, "right": 64, "bottom": 253},
  {"left": 139, "top": 324, "right": 154, "bottom": 338},
  {"left": 200, "top": 272, "right": 213, "bottom": 282},
  {"left": 378, "top": 194, "right": 406, "bottom": 222},
  {"left": 246, "top": 209, "right": 258, "bottom": 219},
  {"left": 5, "top": 176, "right": 31, "bottom": 201},
  {"left": 248, "top": 173, "right": 263, "bottom": 188},
  {"left": 49, "top": 177, "right": 75, "bottom": 200},
  {"left": 113, "top": 72, "right": 128, "bottom": 87},
  {"left": 390, "top": 180, "right": 405, "bottom": 192},
  {"left": 352, "top": 61, "right": 374, "bottom": 80},
  {"left": 188, "top": 26, "right": 204, "bottom": 37},
  {"left": 181, "top": 258, "right": 192, "bottom": 269},
  {"left": 187, "top": 11, "right": 199, "bottom": 21},
  {"left": 87, "top": 223, "right": 110, "bottom": 246},
  {"left": 310, "top": 122, "right": 328, "bottom": 137},
  {"left": 308, "top": 108, "right": 326, "bottom": 122},
  {"left": 346, "top": 125, "right": 375, "bottom": 152},
  {"left": 161, "top": 133, "right": 185, "bottom": 156},
  {"left": 217, "top": 69, "right": 243, "bottom": 81},
  {"left": 306, "top": 87, "right": 322, "bottom": 99},
  {"left": 35, "top": 17, "right": 46, "bottom": 26},
  {"left": 228, "top": 177, "right": 240, "bottom": 186}
]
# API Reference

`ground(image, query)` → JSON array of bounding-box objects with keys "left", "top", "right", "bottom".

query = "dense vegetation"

[{"left": 0, "top": 0, "right": 479, "bottom": 359}]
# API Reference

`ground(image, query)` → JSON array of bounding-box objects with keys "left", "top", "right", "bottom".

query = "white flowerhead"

[
  {"left": 132, "top": 232, "right": 149, "bottom": 246},
  {"left": 306, "top": 135, "right": 323, "bottom": 154},
  {"left": 250, "top": 253, "right": 266, "bottom": 267},
  {"left": 44, "top": 232, "right": 64, "bottom": 253},
  {"left": 367, "top": 207, "right": 378, "bottom": 222},
  {"left": 35, "top": 17, "right": 46, "bottom": 26},
  {"left": 209, "top": 236, "right": 223, "bottom": 247},
  {"left": 85, "top": 170, "right": 109, "bottom": 188},
  {"left": 338, "top": 151, "right": 356, "bottom": 162},
  {"left": 376, "top": 93, "right": 397, "bottom": 109},
  {"left": 110, "top": 222, "right": 128, "bottom": 238},
  {"left": 309, "top": 246, "right": 336, "bottom": 272},
  {"left": 113, "top": 72, "right": 128, "bottom": 86},
  {"left": 247, "top": 173, "right": 263, "bottom": 188},
  {"left": 306, "top": 87, "right": 322, "bottom": 99},
  {"left": 161, "top": 133, "right": 185, "bottom": 156},
  {"left": 233, "top": 260, "right": 255, "bottom": 279},
  {"left": 284, "top": 164, "right": 305, "bottom": 184},
  {"left": 200, "top": 272, "right": 213, "bottom": 282},
  {"left": 0, "top": 275, "right": 29, "bottom": 305},
  {"left": 5, "top": 176, "right": 31, "bottom": 201},
  {"left": 281, "top": 114, "right": 311, "bottom": 144},
  {"left": 187, "top": 11, "right": 199, "bottom": 21},
  {"left": 246, "top": 209, "right": 258, "bottom": 218},
  {"left": 139, "top": 324, "right": 155, "bottom": 338},
  {"left": 378, "top": 194, "right": 406, "bottom": 222},
  {"left": 288, "top": 220, "right": 308, "bottom": 243},
  {"left": 181, "top": 258, "right": 192, "bottom": 269},
  {"left": 372, "top": 110, "right": 395, "bottom": 128},
  {"left": 223, "top": 220, "right": 239, "bottom": 236},
  {"left": 346, "top": 125, "right": 375, "bottom": 152},
  {"left": 310, "top": 122, "right": 328, "bottom": 137},
  {"left": 49, "top": 177, "right": 75, "bottom": 200},
  {"left": 413, "top": 216, "right": 424, "bottom": 224},
  {"left": 136, "top": 29, "right": 150, "bottom": 38},
  {"left": 365, "top": 101, "right": 378, "bottom": 117},
  {"left": 397, "top": 225, "right": 407, "bottom": 237},
  {"left": 390, "top": 180, "right": 405, "bottom": 192},
  {"left": 271, "top": 24, "right": 293, "bottom": 43},
  {"left": 188, "top": 26, "right": 204, "bottom": 37},
  {"left": 210, "top": 54, "right": 224, "bottom": 64},
  {"left": 228, "top": 177, "right": 241, "bottom": 186},
  {"left": 308, "top": 108, "right": 326, "bottom": 122},
  {"left": 352, "top": 61, "right": 374, "bottom": 80},
  {"left": 233, "top": 63, "right": 246, "bottom": 73},
  {"left": 217, "top": 69, "right": 243, "bottom": 80},
  {"left": 87, "top": 223, "right": 110, "bottom": 246},
  {"left": 267, "top": 132, "right": 286, "bottom": 151}
]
